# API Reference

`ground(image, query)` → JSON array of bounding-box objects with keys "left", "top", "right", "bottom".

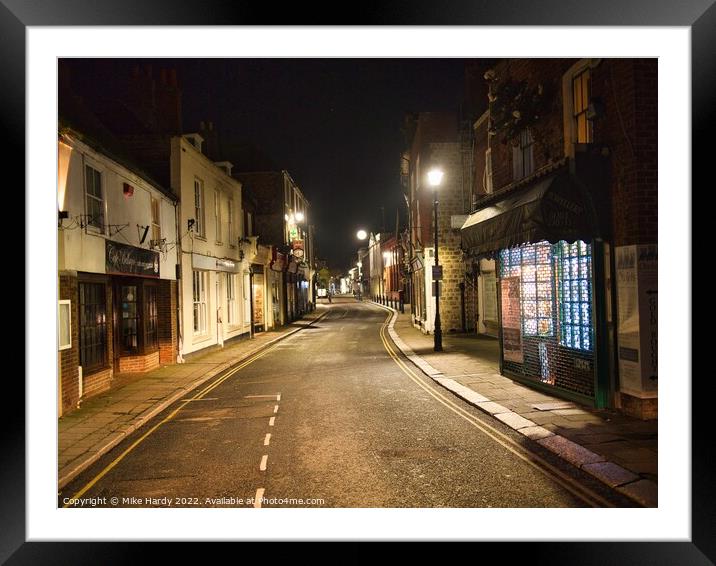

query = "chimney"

[
  {"left": 155, "top": 67, "right": 183, "bottom": 135},
  {"left": 199, "top": 119, "right": 220, "bottom": 160}
]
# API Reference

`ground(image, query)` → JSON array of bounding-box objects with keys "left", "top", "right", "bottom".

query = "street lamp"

[
  {"left": 428, "top": 167, "right": 444, "bottom": 352},
  {"left": 356, "top": 229, "right": 368, "bottom": 241}
]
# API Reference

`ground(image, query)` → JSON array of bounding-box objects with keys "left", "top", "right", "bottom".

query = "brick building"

[
  {"left": 402, "top": 112, "right": 474, "bottom": 334},
  {"left": 232, "top": 171, "right": 316, "bottom": 322},
  {"left": 460, "top": 58, "right": 657, "bottom": 418}
]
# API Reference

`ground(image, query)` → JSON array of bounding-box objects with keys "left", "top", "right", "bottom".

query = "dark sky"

[{"left": 66, "top": 58, "right": 468, "bottom": 270}]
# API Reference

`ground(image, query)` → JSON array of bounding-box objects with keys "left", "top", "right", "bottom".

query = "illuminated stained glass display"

[
  {"left": 557, "top": 240, "right": 593, "bottom": 351},
  {"left": 498, "top": 239, "right": 596, "bottom": 398},
  {"left": 499, "top": 242, "right": 554, "bottom": 337}
]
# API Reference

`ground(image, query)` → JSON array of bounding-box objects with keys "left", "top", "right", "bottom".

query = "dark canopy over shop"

[{"left": 461, "top": 168, "right": 600, "bottom": 257}]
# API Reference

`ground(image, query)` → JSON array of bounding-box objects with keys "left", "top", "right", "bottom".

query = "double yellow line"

[
  {"left": 375, "top": 307, "right": 615, "bottom": 508},
  {"left": 62, "top": 344, "right": 277, "bottom": 506}
]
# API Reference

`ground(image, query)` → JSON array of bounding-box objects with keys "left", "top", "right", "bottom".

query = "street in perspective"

[{"left": 57, "top": 58, "right": 658, "bottom": 512}]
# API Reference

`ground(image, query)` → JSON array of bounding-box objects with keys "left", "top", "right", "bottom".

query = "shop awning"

[{"left": 461, "top": 169, "right": 599, "bottom": 257}]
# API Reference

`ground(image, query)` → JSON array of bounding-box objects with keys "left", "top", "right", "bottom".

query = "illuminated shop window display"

[{"left": 499, "top": 240, "right": 595, "bottom": 399}]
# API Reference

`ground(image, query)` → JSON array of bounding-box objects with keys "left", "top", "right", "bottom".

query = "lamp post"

[{"left": 428, "top": 168, "right": 444, "bottom": 352}]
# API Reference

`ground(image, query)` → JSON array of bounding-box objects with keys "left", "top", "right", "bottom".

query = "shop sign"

[
  {"left": 500, "top": 276, "right": 523, "bottom": 363},
  {"left": 432, "top": 265, "right": 443, "bottom": 280},
  {"left": 106, "top": 240, "right": 159, "bottom": 278}
]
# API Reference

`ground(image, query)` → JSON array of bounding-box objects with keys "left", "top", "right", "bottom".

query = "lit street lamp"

[
  {"left": 356, "top": 229, "right": 368, "bottom": 241},
  {"left": 428, "top": 168, "right": 444, "bottom": 352}
]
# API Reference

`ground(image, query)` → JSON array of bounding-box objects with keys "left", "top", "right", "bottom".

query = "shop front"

[
  {"left": 105, "top": 240, "right": 171, "bottom": 374},
  {"left": 461, "top": 167, "right": 610, "bottom": 407}
]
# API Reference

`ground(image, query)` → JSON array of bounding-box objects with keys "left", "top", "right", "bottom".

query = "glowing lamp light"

[
  {"left": 357, "top": 261, "right": 362, "bottom": 268},
  {"left": 57, "top": 141, "right": 73, "bottom": 212},
  {"left": 427, "top": 168, "right": 444, "bottom": 188},
  {"left": 356, "top": 229, "right": 367, "bottom": 240},
  {"left": 295, "top": 211, "right": 305, "bottom": 222}
]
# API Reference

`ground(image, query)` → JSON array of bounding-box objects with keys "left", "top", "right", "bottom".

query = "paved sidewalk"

[
  {"left": 377, "top": 303, "right": 658, "bottom": 507},
  {"left": 58, "top": 307, "right": 327, "bottom": 489}
]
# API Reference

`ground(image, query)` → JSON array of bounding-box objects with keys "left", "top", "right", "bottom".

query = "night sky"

[{"left": 64, "top": 58, "right": 468, "bottom": 270}]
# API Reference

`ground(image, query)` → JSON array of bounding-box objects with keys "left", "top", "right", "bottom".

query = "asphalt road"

[{"left": 59, "top": 297, "right": 636, "bottom": 509}]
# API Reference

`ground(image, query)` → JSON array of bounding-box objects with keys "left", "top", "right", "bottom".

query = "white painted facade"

[
  {"left": 58, "top": 131, "right": 178, "bottom": 280},
  {"left": 171, "top": 135, "right": 252, "bottom": 357}
]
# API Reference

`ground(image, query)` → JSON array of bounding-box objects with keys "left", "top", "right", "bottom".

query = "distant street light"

[
  {"left": 356, "top": 229, "right": 368, "bottom": 240},
  {"left": 428, "top": 168, "right": 443, "bottom": 352},
  {"left": 295, "top": 211, "right": 305, "bottom": 222}
]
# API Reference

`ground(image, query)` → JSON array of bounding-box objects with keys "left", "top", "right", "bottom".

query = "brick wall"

[
  {"left": 488, "top": 59, "right": 572, "bottom": 193},
  {"left": 59, "top": 273, "right": 80, "bottom": 413},
  {"left": 82, "top": 367, "right": 113, "bottom": 398},
  {"left": 118, "top": 351, "right": 160, "bottom": 373},
  {"left": 158, "top": 279, "right": 178, "bottom": 364},
  {"left": 599, "top": 59, "right": 658, "bottom": 247}
]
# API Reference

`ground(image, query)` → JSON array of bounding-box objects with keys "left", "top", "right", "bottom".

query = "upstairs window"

[
  {"left": 512, "top": 129, "right": 534, "bottom": 181},
  {"left": 194, "top": 178, "right": 205, "bottom": 237},
  {"left": 214, "top": 189, "right": 222, "bottom": 243},
  {"left": 150, "top": 196, "right": 161, "bottom": 245},
  {"left": 573, "top": 68, "right": 593, "bottom": 144},
  {"left": 228, "top": 199, "right": 234, "bottom": 245},
  {"left": 84, "top": 164, "right": 104, "bottom": 231}
]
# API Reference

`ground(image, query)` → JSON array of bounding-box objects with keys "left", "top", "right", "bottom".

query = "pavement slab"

[
  {"left": 582, "top": 461, "right": 640, "bottom": 487},
  {"left": 536, "top": 435, "right": 606, "bottom": 467}
]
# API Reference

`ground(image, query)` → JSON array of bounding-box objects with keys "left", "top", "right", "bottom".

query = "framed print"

[{"left": 10, "top": 0, "right": 709, "bottom": 562}]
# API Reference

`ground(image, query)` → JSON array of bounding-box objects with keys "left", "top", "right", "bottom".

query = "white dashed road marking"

[
  {"left": 269, "top": 417, "right": 275, "bottom": 426},
  {"left": 254, "top": 488, "right": 265, "bottom": 508},
  {"left": 274, "top": 405, "right": 279, "bottom": 414},
  {"left": 260, "top": 455, "right": 268, "bottom": 471},
  {"left": 264, "top": 433, "right": 271, "bottom": 446}
]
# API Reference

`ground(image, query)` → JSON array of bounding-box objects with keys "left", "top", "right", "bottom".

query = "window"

[
  {"left": 512, "top": 129, "right": 534, "bottom": 181},
  {"left": 58, "top": 300, "right": 71, "bottom": 351},
  {"left": 214, "top": 189, "right": 222, "bottom": 243},
  {"left": 84, "top": 164, "right": 104, "bottom": 231},
  {"left": 500, "top": 242, "right": 554, "bottom": 337},
  {"left": 194, "top": 178, "right": 205, "bottom": 237},
  {"left": 192, "top": 270, "right": 208, "bottom": 334},
  {"left": 228, "top": 199, "right": 234, "bottom": 245},
  {"left": 151, "top": 196, "right": 161, "bottom": 246},
  {"left": 484, "top": 147, "right": 494, "bottom": 193},
  {"left": 572, "top": 69, "right": 593, "bottom": 144},
  {"left": 145, "top": 286, "right": 158, "bottom": 351},
  {"left": 79, "top": 282, "right": 107, "bottom": 370},
  {"left": 226, "top": 274, "right": 236, "bottom": 325},
  {"left": 557, "top": 240, "right": 593, "bottom": 351}
]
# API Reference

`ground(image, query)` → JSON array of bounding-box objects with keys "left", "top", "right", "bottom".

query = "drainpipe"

[
  {"left": 174, "top": 199, "right": 184, "bottom": 363},
  {"left": 249, "top": 266, "right": 255, "bottom": 338}
]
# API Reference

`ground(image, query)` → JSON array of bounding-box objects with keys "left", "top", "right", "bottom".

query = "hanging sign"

[
  {"left": 292, "top": 239, "right": 305, "bottom": 259},
  {"left": 500, "top": 276, "right": 523, "bottom": 363}
]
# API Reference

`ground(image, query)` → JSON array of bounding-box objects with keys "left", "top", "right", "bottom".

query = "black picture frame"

[{"left": 9, "top": 1, "right": 707, "bottom": 562}]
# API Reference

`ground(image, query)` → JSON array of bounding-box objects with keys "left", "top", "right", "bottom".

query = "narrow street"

[{"left": 59, "top": 298, "right": 635, "bottom": 508}]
